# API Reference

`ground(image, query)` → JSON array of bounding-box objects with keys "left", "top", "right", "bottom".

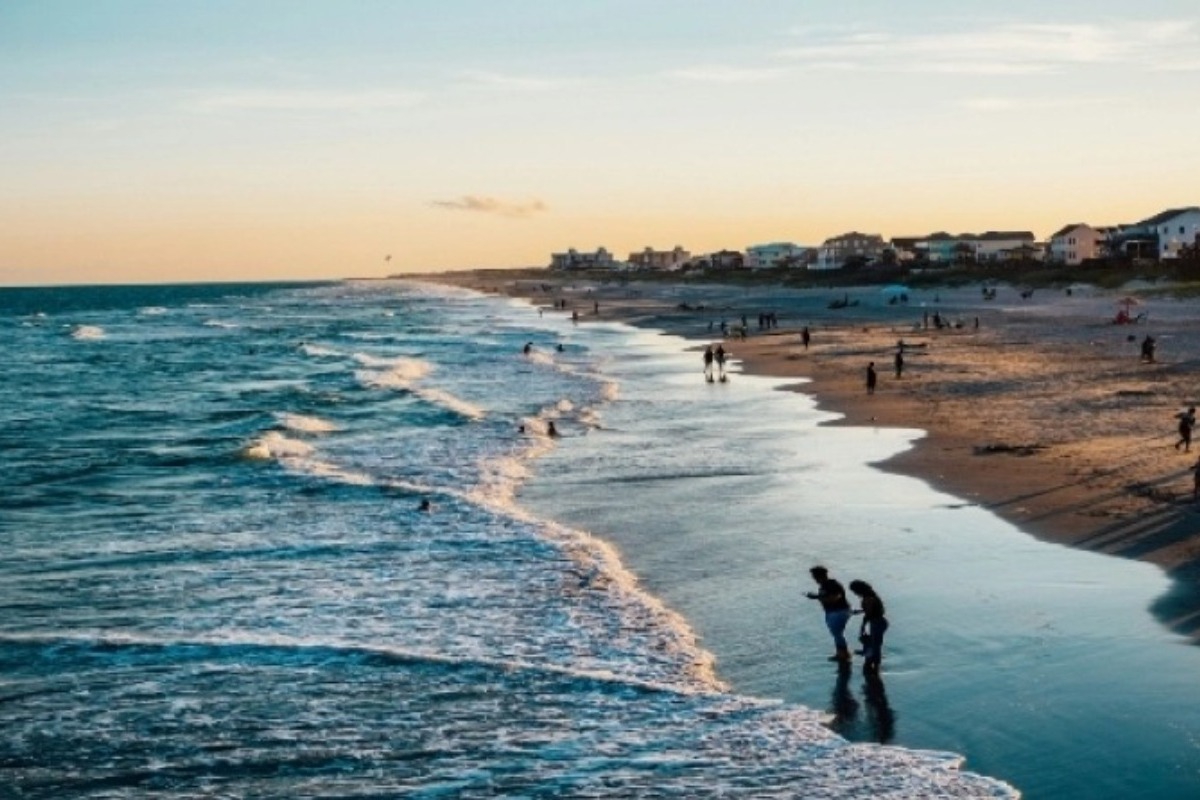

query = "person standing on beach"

[
  {"left": 703, "top": 345, "right": 715, "bottom": 382},
  {"left": 1175, "top": 406, "right": 1196, "bottom": 452},
  {"left": 715, "top": 345, "right": 727, "bottom": 382},
  {"left": 866, "top": 362, "right": 877, "bottom": 395},
  {"left": 806, "top": 567, "right": 852, "bottom": 662},
  {"left": 849, "top": 580, "right": 889, "bottom": 673},
  {"left": 893, "top": 349, "right": 904, "bottom": 379},
  {"left": 801, "top": 326, "right": 811, "bottom": 350}
]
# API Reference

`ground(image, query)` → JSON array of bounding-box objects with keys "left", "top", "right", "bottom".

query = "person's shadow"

[{"left": 825, "top": 665, "right": 896, "bottom": 744}]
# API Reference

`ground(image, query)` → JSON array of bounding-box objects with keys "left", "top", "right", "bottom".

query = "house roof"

[
  {"left": 1050, "top": 224, "right": 1086, "bottom": 239},
  {"left": 976, "top": 231, "right": 1035, "bottom": 241},
  {"left": 1135, "top": 207, "right": 1200, "bottom": 227}
]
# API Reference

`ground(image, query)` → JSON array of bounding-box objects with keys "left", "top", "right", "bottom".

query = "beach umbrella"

[{"left": 880, "top": 284, "right": 910, "bottom": 296}]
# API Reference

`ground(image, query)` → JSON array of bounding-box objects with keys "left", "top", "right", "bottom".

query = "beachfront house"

[
  {"left": 1049, "top": 224, "right": 1105, "bottom": 265},
  {"left": 972, "top": 231, "right": 1038, "bottom": 263},
  {"left": 916, "top": 232, "right": 963, "bottom": 264},
  {"left": 744, "top": 242, "right": 809, "bottom": 269},
  {"left": 889, "top": 237, "right": 926, "bottom": 263},
  {"left": 1133, "top": 207, "right": 1200, "bottom": 260},
  {"left": 549, "top": 247, "right": 617, "bottom": 270},
  {"left": 627, "top": 246, "right": 691, "bottom": 271},
  {"left": 813, "top": 232, "right": 886, "bottom": 270}
]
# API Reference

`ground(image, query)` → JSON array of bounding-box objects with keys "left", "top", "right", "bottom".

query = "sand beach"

[{"left": 427, "top": 268, "right": 1200, "bottom": 641}]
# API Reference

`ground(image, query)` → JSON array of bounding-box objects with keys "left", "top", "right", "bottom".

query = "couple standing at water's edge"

[{"left": 806, "top": 566, "right": 888, "bottom": 673}]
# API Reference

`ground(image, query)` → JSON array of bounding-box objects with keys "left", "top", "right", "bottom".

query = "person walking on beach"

[
  {"left": 893, "top": 349, "right": 904, "bottom": 379},
  {"left": 703, "top": 345, "right": 715, "bottom": 383},
  {"left": 806, "top": 566, "right": 852, "bottom": 662},
  {"left": 1141, "top": 335, "right": 1156, "bottom": 363},
  {"left": 801, "top": 326, "right": 811, "bottom": 350},
  {"left": 849, "top": 580, "right": 889, "bottom": 673},
  {"left": 1176, "top": 406, "right": 1196, "bottom": 452},
  {"left": 715, "top": 345, "right": 727, "bottom": 382},
  {"left": 866, "top": 362, "right": 877, "bottom": 395}
]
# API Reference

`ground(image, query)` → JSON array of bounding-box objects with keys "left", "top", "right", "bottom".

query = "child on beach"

[{"left": 849, "top": 580, "right": 888, "bottom": 673}]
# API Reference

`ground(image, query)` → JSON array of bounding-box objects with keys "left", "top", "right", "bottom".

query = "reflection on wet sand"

[{"left": 828, "top": 664, "right": 895, "bottom": 745}]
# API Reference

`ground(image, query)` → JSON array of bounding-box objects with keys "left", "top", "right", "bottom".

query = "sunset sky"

[{"left": 2, "top": 1, "right": 1199, "bottom": 286}]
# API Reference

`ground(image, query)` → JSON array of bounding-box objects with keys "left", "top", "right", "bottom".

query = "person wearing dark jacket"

[
  {"left": 849, "top": 579, "right": 889, "bottom": 673},
  {"left": 806, "top": 566, "right": 852, "bottom": 662}
]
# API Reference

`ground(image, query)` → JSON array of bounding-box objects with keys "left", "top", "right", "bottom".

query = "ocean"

[{"left": 1, "top": 279, "right": 1198, "bottom": 798}]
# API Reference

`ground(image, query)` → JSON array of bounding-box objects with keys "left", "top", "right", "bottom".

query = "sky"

[{"left": 2, "top": 1, "right": 1199, "bottom": 286}]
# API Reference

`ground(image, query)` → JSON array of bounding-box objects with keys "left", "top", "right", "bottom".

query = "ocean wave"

[
  {"left": 202, "top": 319, "right": 239, "bottom": 329},
  {"left": 242, "top": 431, "right": 314, "bottom": 460},
  {"left": 69, "top": 324, "right": 106, "bottom": 340},
  {"left": 137, "top": 306, "right": 168, "bottom": 316},
  {"left": 300, "top": 343, "right": 342, "bottom": 358},
  {"left": 276, "top": 412, "right": 340, "bottom": 434},
  {"left": 413, "top": 387, "right": 486, "bottom": 420}
]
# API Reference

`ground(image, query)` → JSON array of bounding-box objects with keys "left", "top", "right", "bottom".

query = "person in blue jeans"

[
  {"left": 849, "top": 579, "right": 889, "bottom": 673},
  {"left": 806, "top": 566, "right": 852, "bottom": 662}
]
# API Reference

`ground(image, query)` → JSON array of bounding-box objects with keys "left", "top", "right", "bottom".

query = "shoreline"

[{"left": 420, "top": 268, "right": 1200, "bottom": 641}]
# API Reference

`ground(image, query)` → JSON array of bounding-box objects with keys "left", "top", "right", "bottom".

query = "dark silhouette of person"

[
  {"left": 894, "top": 350, "right": 904, "bottom": 379},
  {"left": 418, "top": 498, "right": 432, "bottom": 512},
  {"left": 1141, "top": 335, "right": 1156, "bottom": 363},
  {"left": 703, "top": 345, "right": 715, "bottom": 382},
  {"left": 801, "top": 326, "right": 811, "bottom": 349},
  {"left": 547, "top": 421, "right": 560, "bottom": 438},
  {"left": 1176, "top": 406, "right": 1196, "bottom": 452},
  {"left": 715, "top": 345, "right": 727, "bottom": 382},
  {"left": 523, "top": 342, "right": 533, "bottom": 355},
  {"left": 806, "top": 566, "right": 852, "bottom": 662},
  {"left": 866, "top": 362, "right": 877, "bottom": 395},
  {"left": 1192, "top": 457, "right": 1200, "bottom": 502},
  {"left": 849, "top": 579, "right": 888, "bottom": 673}
]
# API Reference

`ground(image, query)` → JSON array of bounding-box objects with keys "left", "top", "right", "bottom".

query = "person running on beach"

[
  {"left": 849, "top": 580, "right": 889, "bottom": 673},
  {"left": 1176, "top": 406, "right": 1196, "bottom": 452},
  {"left": 866, "top": 362, "right": 877, "bottom": 395},
  {"left": 806, "top": 566, "right": 852, "bottom": 662},
  {"left": 703, "top": 345, "right": 715, "bottom": 382},
  {"left": 715, "top": 345, "right": 727, "bottom": 382}
]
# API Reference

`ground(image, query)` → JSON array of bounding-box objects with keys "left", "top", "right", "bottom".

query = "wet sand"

[{"left": 423, "top": 268, "right": 1200, "bottom": 641}]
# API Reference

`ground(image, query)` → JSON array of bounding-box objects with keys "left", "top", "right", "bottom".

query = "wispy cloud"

[
  {"left": 188, "top": 89, "right": 425, "bottom": 113},
  {"left": 459, "top": 70, "right": 570, "bottom": 91},
  {"left": 961, "top": 95, "right": 1116, "bottom": 113},
  {"left": 431, "top": 195, "right": 548, "bottom": 218},
  {"left": 777, "top": 19, "right": 1200, "bottom": 75},
  {"left": 666, "top": 65, "right": 788, "bottom": 84}
]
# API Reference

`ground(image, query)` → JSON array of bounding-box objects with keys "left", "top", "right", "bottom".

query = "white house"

[
  {"left": 1141, "top": 207, "right": 1200, "bottom": 259},
  {"left": 1049, "top": 224, "right": 1104, "bottom": 265},
  {"left": 549, "top": 247, "right": 617, "bottom": 270},
  {"left": 744, "top": 242, "right": 808, "bottom": 269},
  {"left": 972, "top": 231, "right": 1038, "bottom": 262},
  {"left": 813, "top": 232, "right": 885, "bottom": 270}
]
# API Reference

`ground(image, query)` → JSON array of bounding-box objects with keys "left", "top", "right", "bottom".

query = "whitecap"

[
  {"left": 276, "top": 413, "right": 340, "bottom": 434},
  {"left": 138, "top": 306, "right": 168, "bottom": 316},
  {"left": 300, "top": 343, "right": 341, "bottom": 358},
  {"left": 413, "top": 387, "right": 486, "bottom": 421},
  {"left": 70, "top": 325, "right": 106, "bottom": 340},
  {"left": 242, "top": 431, "right": 314, "bottom": 460},
  {"left": 203, "top": 319, "right": 239, "bottom": 329}
]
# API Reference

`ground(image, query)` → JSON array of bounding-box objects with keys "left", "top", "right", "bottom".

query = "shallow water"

[
  {"left": 0, "top": 281, "right": 1013, "bottom": 798},
  {"left": 522, "top": 322, "right": 1200, "bottom": 799}
]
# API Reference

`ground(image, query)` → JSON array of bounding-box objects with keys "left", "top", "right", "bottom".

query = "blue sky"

[{"left": 2, "top": 1, "right": 1198, "bottom": 284}]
